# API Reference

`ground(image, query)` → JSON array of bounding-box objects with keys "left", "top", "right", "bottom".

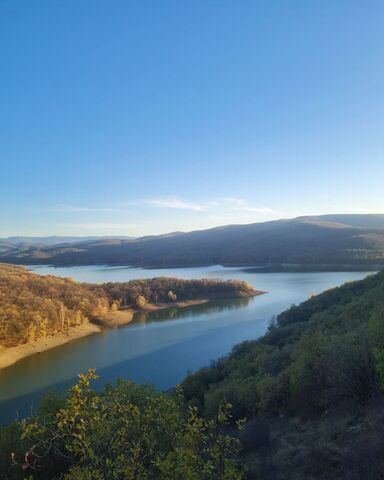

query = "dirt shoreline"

[
  {"left": 0, "top": 322, "right": 101, "bottom": 370},
  {"left": 0, "top": 292, "right": 265, "bottom": 371}
]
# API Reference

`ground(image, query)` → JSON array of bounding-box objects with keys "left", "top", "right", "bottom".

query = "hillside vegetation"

[
  {"left": 0, "top": 264, "right": 255, "bottom": 348},
  {"left": 182, "top": 269, "right": 384, "bottom": 479},
  {"left": 0, "top": 370, "right": 244, "bottom": 479},
  {"left": 1, "top": 215, "right": 384, "bottom": 268},
  {"left": 1, "top": 269, "right": 384, "bottom": 478},
  {"left": 0, "top": 264, "right": 108, "bottom": 348}
]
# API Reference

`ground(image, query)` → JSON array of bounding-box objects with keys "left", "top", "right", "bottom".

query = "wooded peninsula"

[{"left": 0, "top": 263, "right": 261, "bottom": 369}]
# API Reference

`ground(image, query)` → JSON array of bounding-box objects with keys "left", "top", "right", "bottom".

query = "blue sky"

[{"left": 1, "top": 0, "right": 383, "bottom": 237}]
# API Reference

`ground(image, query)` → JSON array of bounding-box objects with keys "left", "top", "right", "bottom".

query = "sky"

[{"left": 1, "top": 0, "right": 384, "bottom": 237}]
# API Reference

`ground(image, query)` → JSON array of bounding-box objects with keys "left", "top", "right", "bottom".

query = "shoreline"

[
  {"left": 0, "top": 292, "right": 264, "bottom": 371},
  {"left": 0, "top": 322, "right": 101, "bottom": 370}
]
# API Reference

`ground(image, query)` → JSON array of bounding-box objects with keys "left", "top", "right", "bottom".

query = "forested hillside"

[
  {"left": 0, "top": 264, "right": 255, "bottom": 348},
  {"left": 0, "top": 264, "right": 108, "bottom": 348},
  {"left": 2, "top": 269, "right": 384, "bottom": 478},
  {"left": 2, "top": 215, "right": 384, "bottom": 268},
  {"left": 182, "top": 269, "right": 384, "bottom": 479}
]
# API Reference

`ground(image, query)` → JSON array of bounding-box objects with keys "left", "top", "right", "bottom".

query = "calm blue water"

[{"left": 0, "top": 265, "right": 373, "bottom": 423}]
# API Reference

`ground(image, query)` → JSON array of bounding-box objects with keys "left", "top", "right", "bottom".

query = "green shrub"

[{"left": 13, "top": 370, "right": 244, "bottom": 480}]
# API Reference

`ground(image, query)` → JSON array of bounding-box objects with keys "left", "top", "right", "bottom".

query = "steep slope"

[
  {"left": 1, "top": 215, "right": 384, "bottom": 267},
  {"left": 182, "top": 269, "right": 384, "bottom": 479}
]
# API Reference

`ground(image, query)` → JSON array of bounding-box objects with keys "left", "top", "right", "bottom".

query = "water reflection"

[{"left": 134, "top": 297, "right": 253, "bottom": 324}]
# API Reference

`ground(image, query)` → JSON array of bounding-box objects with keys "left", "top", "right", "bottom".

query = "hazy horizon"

[
  {"left": 3, "top": 208, "right": 384, "bottom": 238},
  {"left": 2, "top": 212, "right": 384, "bottom": 240}
]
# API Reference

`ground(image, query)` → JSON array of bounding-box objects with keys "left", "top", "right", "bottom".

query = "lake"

[{"left": 0, "top": 265, "right": 373, "bottom": 423}]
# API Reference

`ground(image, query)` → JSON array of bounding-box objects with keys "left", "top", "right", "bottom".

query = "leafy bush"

[{"left": 7, "top": 370, "right": 244, "bottom": 480}]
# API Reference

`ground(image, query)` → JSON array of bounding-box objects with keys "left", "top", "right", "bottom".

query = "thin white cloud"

[
  {"left": 47, "top": 197, "right": 282, "bottom": 218},
  {"left": 216, "top": 197, "right": 246, "bottom": 206},
  {"left": 141, "top": 196, "right": 282, "bottom": 216},
  {"left": 45, "top": 197, "right": 284, "bottom": 235},
  {"left": 47, "top": 205, "right": 116, "bottom": 213},
  {"left": 144, "top": 196, "right": 205, "bottom": 211},
  {"left": 241, "top": 206, "right": 282, "bottom": 215},
  {"left": 62, "top": 223, "right": 134, "bottom": 230}
]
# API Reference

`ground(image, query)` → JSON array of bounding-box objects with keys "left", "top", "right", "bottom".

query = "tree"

[
  {"left": 167, "top": 290, "right": 177, "bottom": 301},
  {"left": 135, "top": 295, "right": 147, "bottom": 308}
]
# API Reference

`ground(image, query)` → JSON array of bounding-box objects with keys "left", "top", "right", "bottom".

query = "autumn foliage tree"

[{"left": 0, "top": 264, "right": 109, "bottom": 348}]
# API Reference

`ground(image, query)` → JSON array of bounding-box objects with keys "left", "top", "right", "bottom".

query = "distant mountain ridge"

[
  {"left": 0, "top": 236, "right": 134, "bottom": 254},
  {"left": 0, "top": 236, "right": 133, "bottom": 246},
  {"left": 1, "top": 214, "right": 384, "bottom": 268}
]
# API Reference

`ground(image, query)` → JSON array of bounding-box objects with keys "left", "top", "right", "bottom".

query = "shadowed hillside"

[{"left": 2, "top": 215, "right": 384, "bottom": 268}]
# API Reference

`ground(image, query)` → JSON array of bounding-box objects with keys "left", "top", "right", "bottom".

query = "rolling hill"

[{"left": 1, "top": 214, "right": 384, "bottom": 268}]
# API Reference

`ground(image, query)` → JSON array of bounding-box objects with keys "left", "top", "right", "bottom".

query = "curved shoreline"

[
  {"left": 0, "top": 322, "right": 101, "bottom": 370},
  {"left": 0, "top": 292, "right": 264, "bottom": 371}
]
